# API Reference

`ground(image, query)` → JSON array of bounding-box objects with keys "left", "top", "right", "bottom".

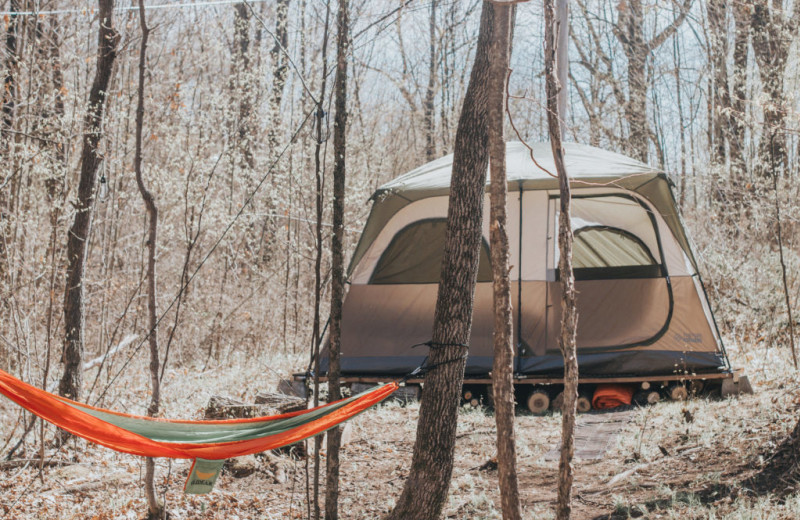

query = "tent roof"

[
  {"left": 351, "top": 142, "right": 694, "bottom": 275},
  {"left": 374, "top": 141, "right": 662, "bottom": 200}
]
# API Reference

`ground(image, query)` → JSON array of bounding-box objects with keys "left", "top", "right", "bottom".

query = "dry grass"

[{"left": 1, "top": 340, "right": 799, "bottom": 519}]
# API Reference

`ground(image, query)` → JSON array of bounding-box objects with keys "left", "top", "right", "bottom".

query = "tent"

[{"left": 328, "top": 142, "right": 730, "bottom": 378}]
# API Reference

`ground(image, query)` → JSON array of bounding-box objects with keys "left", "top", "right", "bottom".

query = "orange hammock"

[{"left": 0, "top": 369, "right": 397, "bottom": 493}]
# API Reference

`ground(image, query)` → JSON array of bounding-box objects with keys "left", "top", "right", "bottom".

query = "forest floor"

[{"left": 0, "top": 343, "right": 798, "bottom": 519}]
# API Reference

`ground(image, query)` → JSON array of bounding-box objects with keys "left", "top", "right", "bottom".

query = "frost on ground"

[{"left": 1, "top": 345, "right": 799, "bottom": 519}]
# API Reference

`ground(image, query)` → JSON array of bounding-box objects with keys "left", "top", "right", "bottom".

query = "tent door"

[{"left": 543, "top": 193, "right": 673, "bottom": 352}]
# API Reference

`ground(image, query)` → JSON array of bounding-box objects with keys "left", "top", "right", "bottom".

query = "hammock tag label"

[{"left": 184, "top": 458, "right": 226, "bottom": 494}]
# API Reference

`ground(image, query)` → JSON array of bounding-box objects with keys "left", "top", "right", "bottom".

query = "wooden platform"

[
  {"left": 295, "top": 369, "right": 739, "bottom": 387},
  {"left": 544, "top": 408, "right": 634, "bottom": 461}
]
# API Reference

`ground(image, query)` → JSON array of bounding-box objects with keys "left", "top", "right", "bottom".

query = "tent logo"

[
  {"left": 195, "top": 471, "right": 216, "bottom": 480},
  {"left": 674, "top": 333, "right": 702, "bottom": 344}
]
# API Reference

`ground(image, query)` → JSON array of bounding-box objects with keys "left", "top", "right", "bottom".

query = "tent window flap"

[{"left": 370, "top": 219, "right": 491, "bottom": 284}]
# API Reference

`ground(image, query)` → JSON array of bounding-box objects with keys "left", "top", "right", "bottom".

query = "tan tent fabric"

[{"left": 330, "top": 142, "right": 728, "bottom": 378}]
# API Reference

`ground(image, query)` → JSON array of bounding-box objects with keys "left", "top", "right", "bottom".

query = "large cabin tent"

[{"left": 326, "top": 142, "right": 730, "bottom": 379}]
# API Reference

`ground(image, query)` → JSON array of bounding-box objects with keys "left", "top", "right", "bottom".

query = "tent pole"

[{"left": 517, "top": 184, "right": 523, "bottom": 372}]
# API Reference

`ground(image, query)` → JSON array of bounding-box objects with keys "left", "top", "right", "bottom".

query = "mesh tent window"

[
  {"left": 570, "top": 226, "right": 662, "bottom": 280},
  {"left": 370, "top": 218, "right": 492, "bottom": 284}
]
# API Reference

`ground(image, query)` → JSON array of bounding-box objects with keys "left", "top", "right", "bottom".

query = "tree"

[
  {"left": 424, "top": 0, "right": 438, "bottom": 161},
  {"left": 487, "top": 2, "right": 521, "bottom": 520},
  {"left": 324, "top": 0, "right": 348, "bottom": 518},
  {"left": 614, "top": 0, "right": 692, "bottom": 162},
  {"left": 59, "top": 0, "right": 120, "bottom": 403},
  {"left": 750, "top": 0, "right": 799, "bottom": 177},
  {"left": 133, "top": 1, "right": 163, "bottom": 517},
  {"left": 385, "top": 2, "right": 495, "bottom": 519},
  {"left": 0, "top": 0, "right": 20, "bottom": 286},
  {"left": 545, "top": 0, "right": 579, "bottom": 518}
]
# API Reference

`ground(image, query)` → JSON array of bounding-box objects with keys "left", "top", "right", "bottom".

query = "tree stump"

[
  {"left": 526, "top": 389, "right": 550, "bottom": 415},
  {"left": 576, "top": 394, "right": 592, "bottom": 413},
  {"left": 668, "top": 384, "right": 689, "bottom": 401}
]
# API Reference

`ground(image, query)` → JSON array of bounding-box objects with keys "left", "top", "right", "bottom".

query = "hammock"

[{"left": 0, "top": 369, "right": 397, "bottom": 493}]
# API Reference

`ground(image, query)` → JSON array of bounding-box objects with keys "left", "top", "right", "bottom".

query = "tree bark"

[
  {"left": 614, "top": 0, "right": 692, "bottom": 163},
  {"left": 750, "top": 0, "right": 796, "bottom": 177},
  {"left": 487, "top": 4, "right": 521, "bottom": 520},
  {"left": 545, "top": 1, "right": 579, "bottom": 518},
  {"left": 233, "top": 3, "right": 254, "bottom": 170},
  {"left": 730, "top": 2, "right": 749, "bottom": 182},
  {"left": 0, "top": 0, "right": 20, "bottom": 285},
  {"left": 311, "top": 4, "right": 332, "bottom": 519},
  {"left": 424, "top": 0, "right": 438, "bottom": 161},
  {"left": 267, "top": 0, "right": 290, "bottom": 157},
  {"left": 59, "top": 0, "right": 120, "bottom": 403},
  {"left": 707, "top": 0, "right": 729, "bottom": 168},
  {"left": 385, "top": 3, "right": 495, "bottom": 519},
  {"left": 324, "top": 1, "right": 348, "bottom": 519},
  {"left": 132, "top": 2, "right": 163, "bottom": 518}
]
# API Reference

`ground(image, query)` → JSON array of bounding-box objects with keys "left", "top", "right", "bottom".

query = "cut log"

[
  {"left": 721, "top": 375, "right": 754, "bottom": 397},
  {"left": 576, "top": 394, "right": 592, "bottom": 413},
  {"left": 526, "top": 389, "right": 550, "bottom": 415},
  {"left": 640, "top": 381, "right": 651, "bottom": 390},
  {"left": 632, "top": 390, "right": 661, "bottom": 405},
  {"left": 254, "top": 391, "right": 306, "bottom": 414},
  {"left": 668, "top": 384, "right": 688, "bottom": 401},
  {"left": 204, "top": 392, "right": 304, "bottom": 420},
  {"left": 688, "top": 380, "right": 704, "bottom": 395},
  {"left": 277, "top": 379, "right": 307, "bottom": 398},
  {"left": 551, "top": 391, "right": 564, "bottom": 412}
]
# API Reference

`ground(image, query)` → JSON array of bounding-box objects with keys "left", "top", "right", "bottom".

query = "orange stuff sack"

[{"left": 592, "top": 384, "right": 635, "bottom": 410}]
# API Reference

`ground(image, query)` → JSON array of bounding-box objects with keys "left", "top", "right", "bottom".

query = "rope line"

[
  {"left": 410, "top": 340, "right": 469, "bottom": 349},
  {"left": 0, "top": 0, "right": 273, "bottom": 17}
]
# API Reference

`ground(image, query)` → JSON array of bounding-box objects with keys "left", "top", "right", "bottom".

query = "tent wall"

[{"left": 333, "top": 143, "right": 728, "bottom": 378}]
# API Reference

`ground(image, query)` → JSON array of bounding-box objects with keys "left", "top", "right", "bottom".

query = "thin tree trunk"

[
  {"left": 556, "top": 0, "right": 568, "bottom": 136},
  {"left": 707, "top": 0, "right": 729, "bottom": 168},
  {"left": 132, "top": 2, "right": 162, "bottom": 517},
  {"left": 672, "top": 34, "right": 687, "bottom": 210},
  {"left": 0, "top": 0, "right": 20, "bottom": 290},
  {"left": 730, "top": 2, "right": 749, "bottom": 183},
  {"left": 324, "top": 2, "right": 348, "bottom": 518},
  {"left": 545, "top": 1, "right": 579, "bottom": 518},
  {"left": 59, "top": 0, "right": 119, "bottom": 403},
  {"left": 233, "top": 3, "right": 254, "bottom": 171},
  {"left": 487, "top": 3, "right": 521, "bottom": 520},
  {"left": 424, "top": 0, "right": 437, "bottom": 161},
  {"left": 750, "top": 1, "right": 795, "bottom": 177},
  {"left": 311, "top": 4, "right": 332, "bottom": 519},
  {"left": 385, "top": 3, "right": 495, "bottom": 519}
]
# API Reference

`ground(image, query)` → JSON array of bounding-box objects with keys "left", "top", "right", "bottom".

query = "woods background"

[{"left": 0, "top": 0, "right": 797, "bottom": 416}]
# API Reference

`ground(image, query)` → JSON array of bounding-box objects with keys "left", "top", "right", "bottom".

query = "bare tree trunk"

[
  {"left": 324, "top": 1, "right": 348, "bottom": 518},
  {"left": 132, "top": 3, "right": 163, "bottom": 518},
  {"left": 385, "top": 3, "right": 495, "bottom": 519},
  {"left": 267, "top": 0, "right": 290, "bottom": 157},
  {"left": 730, "top": 2, "right": 749, "bottom": 182},
  {"left": 233, "top": 3, "right": 254, "bottom": 171},
  {"left": 556, "top": 0, "right": 568, "bottom": 136},
  {"left": 707, "top": 0, "right": 729, "bottom": 168},
  {"left": 59, "top": 0, "right": 119, "bottom": 403},
  {"left": 487, "top": 4, "right": 521, "bottom": 520},
  {"left": 672, "top": 34, "right": 687, "bottom": 209},
  {"left": 424, "top": 0, "right": 438, "bottom": 161},
  {"left": 614, "top": 0, "right": 692, "bottom": 163},
  {"left": 0, "top": 0, "right": 20, "bottom": 286},
  {"left": 750, "top": 1, "right": 796, "bottom": 177},
  {"left": 311, "top": 4, "right": 332, "bottom": 519},
  {"left": 545, "top": 1, "right": 579, "bottom": 518}
]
